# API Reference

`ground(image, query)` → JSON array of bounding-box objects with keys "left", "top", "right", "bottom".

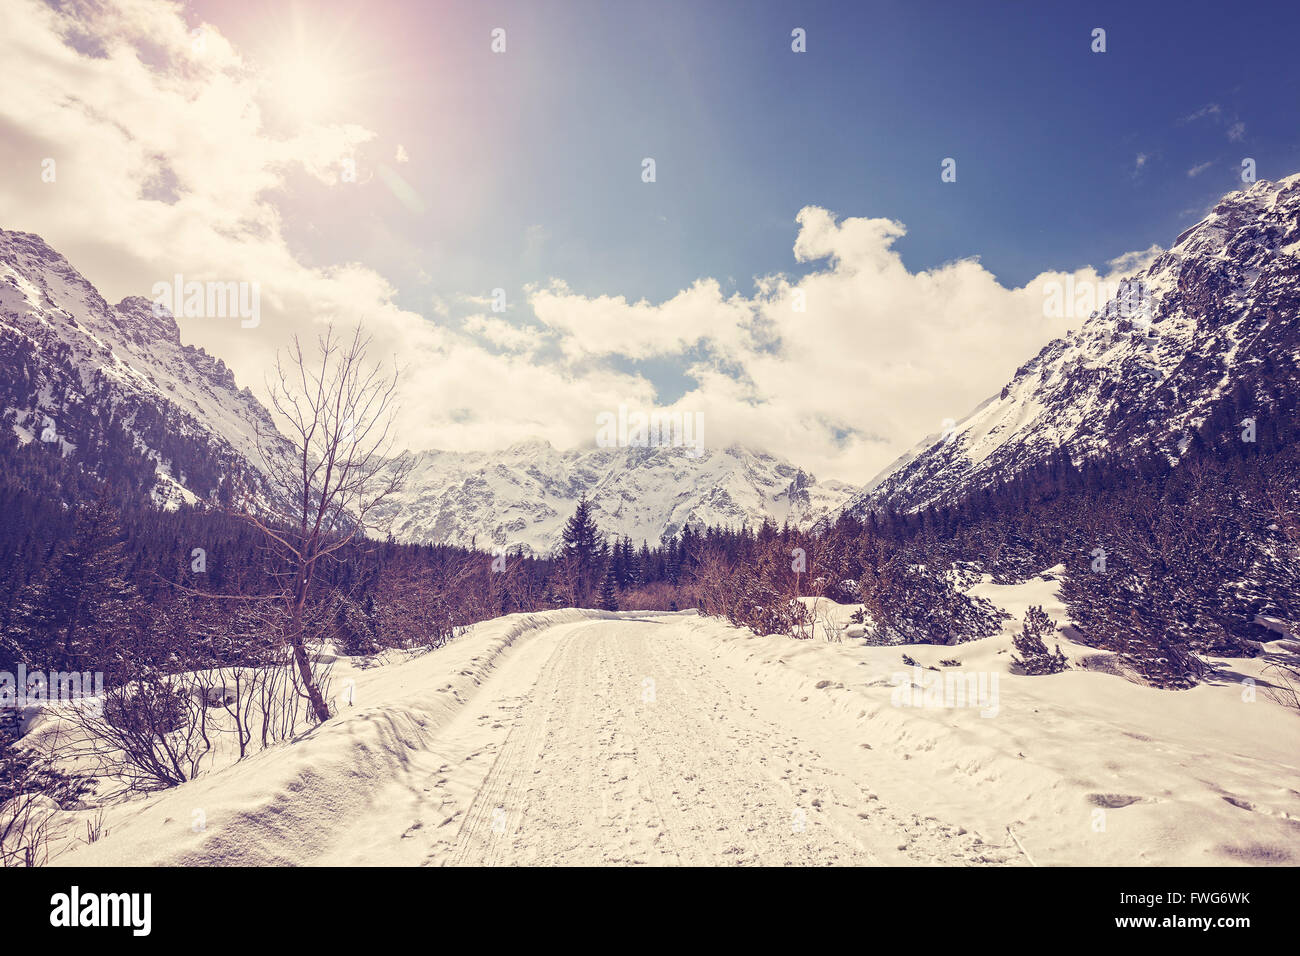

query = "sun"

[
  {"left": 269, "top": 53, "right": 343, "bottom": 122},
  {"left": 251, "top": 5, "right": 379, "bottom": 128}
]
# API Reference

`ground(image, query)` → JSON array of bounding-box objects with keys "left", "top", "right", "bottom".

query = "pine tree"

[
  {"left": 862, "top": 552, "right": 1007, "bottom": 645},
  {"left": 666, "top": 538, "right": 681, "bottom": 585},
  {"left": 1011, "top": 606, "right": 1068, "bottom": 675},
  {"left": 561, "top": 495, "right": 599, "bottom": 557},
  {"left": 560, "top": 496, "right": 602, "bottom": 603},
  {"left": 6, "top": 488, "right": 142, "bottom": 674},
  {"left": 617, "top": 536, "right": 635, "bottom": 587},
  {"left": 599, "top": 567, "right": 619, "bottom": 611},
  {"left": 637, "top": 541, "right": 652, "bottom": 586}
]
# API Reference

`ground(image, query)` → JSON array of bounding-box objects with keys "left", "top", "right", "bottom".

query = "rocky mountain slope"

[
  {"left": 0, "top": 228, "right": 854, "bottom": 546},
  {"left": 376, "top": 440, "right": 855, "bottom": 555},
  {"left": 847, "top": 174, "right": 1300, "bottom": 515},
  {"left": 0, "top": 229, "right": 280, "bottom": 508}
]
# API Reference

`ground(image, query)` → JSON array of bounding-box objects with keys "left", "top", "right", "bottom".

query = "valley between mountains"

[{"left": 5, "top": 176, "right": 1300, "bottom": 869}]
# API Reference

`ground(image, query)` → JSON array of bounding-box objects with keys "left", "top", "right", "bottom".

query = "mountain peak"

[
  {"left": 0, "top": 227, "right": 277, "bottom": 507},
  {"left": 113, "top": 295, "right": 184, "bottom": 347},
  {"left": 505, "top": 436, "right": 554, "bottom": 455},
  {"left": 848, "top": 172, "right": 1300, "bottom": 515},
  {"left": 377, "top": 438, "right": 855, "bottom": 554}
]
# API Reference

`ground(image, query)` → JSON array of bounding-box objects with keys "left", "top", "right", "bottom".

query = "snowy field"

[{"left": 45, "top": 576, "right": 1300, "bottom": 867}]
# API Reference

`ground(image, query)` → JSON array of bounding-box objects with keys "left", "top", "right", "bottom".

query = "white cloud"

[
  {"left": 462, "top": 314, "right": 545, "bottom": 353},
  {"left": 1180, "top": 102, "right": 1246, "bottom": 145},
  {"left": 1187, "top": 161, "right": 1213, "bottom": 178},
  {"left": 0, "top": 0, "right": 388, "bottom": 383},
  {"left": 1181, "top": 103, "right": 1221, "bottom": 123},
  {"left": 529, "top": 278, "right": 753, "bottom": 362},
  {"left": 529, "top": 208, "right": 1160, "bottom": 480},
  {"left": 0, "top": 0, "right": 1167, "bottom": 485},
  {"left": 1106, "top": 245, "right": 1163, "bottom": 274},
  {"left": 0, "top": 0, "right": 640, "bottom": 459}
]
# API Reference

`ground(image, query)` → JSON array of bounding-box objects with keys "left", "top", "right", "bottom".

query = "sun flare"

[{"left": 268, "top": 53, "right": 342, "bottom": 122}]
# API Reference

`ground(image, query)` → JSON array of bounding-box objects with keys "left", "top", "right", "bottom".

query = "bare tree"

[
  {"left": 245, "top": 325, "right": 411, "bottom": 722},
  {"left": 500, "top": 552, "right": 544, "bottom": 614},
  {"left": 70, "top": 671, "right": 213, "bottom": 792},
  {"left": 1263, "top": 660, "right": 1300, "bottom": 714},
  {"left": 812, "top": 598, "right": 844, "bottom": 643}
]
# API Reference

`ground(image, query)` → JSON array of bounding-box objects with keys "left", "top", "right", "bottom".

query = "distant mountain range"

[
  {"left": 0, "top": 229, "right": 853, "bottom": 551},
  {"left": 375, "top": 441, "right": 855, "bottom": 554},
  {"left": 6, "top": 173, "right": 1296, "bottom": 550}
]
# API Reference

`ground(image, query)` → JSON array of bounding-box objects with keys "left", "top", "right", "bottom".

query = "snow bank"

[
  {"left": 678, "top": 572, "right": 1300, "bottom": 866},
  {"left": 46, "top": 582, "right": 1300, "bottom": 867},
  {"left": 52, "top": 610, "right": 615, "bottom": 866}
]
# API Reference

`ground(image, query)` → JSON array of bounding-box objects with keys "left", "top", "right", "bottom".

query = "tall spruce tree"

[
  {"left": 560, "top": 496, "right": 602, "bottom": 603},
  {"left": 599, "top": 567, "right": 619, "bottom": 611}
]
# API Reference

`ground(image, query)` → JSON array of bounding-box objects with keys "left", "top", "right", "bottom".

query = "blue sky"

[
  {"left": 5, "top": 0, "right": 1299, "bottom": 478},
  {"left": 197, "top": 0, "right": 1300, "bottom": 302}
]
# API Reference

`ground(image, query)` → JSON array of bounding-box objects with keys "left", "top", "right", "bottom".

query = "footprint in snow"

[{"left": 1086, "top": 793, "right": 1144, "bottom": 808}]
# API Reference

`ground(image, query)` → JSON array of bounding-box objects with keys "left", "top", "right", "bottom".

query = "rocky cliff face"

[{"left": 0, "top": 229, "right": 279, "bottom": 507}]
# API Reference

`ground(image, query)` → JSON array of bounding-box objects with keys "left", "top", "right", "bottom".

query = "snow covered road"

[
  {"left": 55, "top": 599, "right": 1300, "bottom": 867},
  {"left": 415, "top": 616, "right": 999, "bottom": 866}
]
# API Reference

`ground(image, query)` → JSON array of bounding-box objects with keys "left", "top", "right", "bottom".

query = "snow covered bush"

[
  {"left": 1010, "top": 606, "right": 1069, "bottom": 675},
  {"left": 860, "top": 558, "right": 1008, "bottom": 645},
  {"left": 1, "top": 711, "right": 90, "bottom": 867}
]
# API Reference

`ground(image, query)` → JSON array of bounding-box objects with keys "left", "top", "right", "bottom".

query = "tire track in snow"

[
  {"left": 431, "top": 616, "right": 1003, "bottom": 866},
  {"left": 444, "top": 624, "right": 577, "bottom": 866}
]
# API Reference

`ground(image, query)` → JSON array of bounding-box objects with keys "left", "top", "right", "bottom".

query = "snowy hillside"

[
  {"left": 0, "top": 229, "right": 282, "bottom": 507},
  {"left": 376, "top": 439, "right": 856, "bottom": 554},
  {"left": 0, "top": 228, "right": 853, "bottom": 543},
  {"left": 848, "top": 174, "right": 1300, "bottom": 514}
]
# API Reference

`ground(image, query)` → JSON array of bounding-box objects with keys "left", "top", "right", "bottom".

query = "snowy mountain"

[
  {"left": 0, "top": 229, "right": 281, "bottom": 508},
  {"left": 846, "top": 173, "right": 1300, "bottom": 515},
  {"left": 0, "top": 229, "right": 854, "bottom": 545},
  {"left": 376, "top": 440, "right": 856, "bottom": 555}
]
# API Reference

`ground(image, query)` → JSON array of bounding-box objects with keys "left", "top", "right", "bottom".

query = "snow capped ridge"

[
  {"left": 111, "top": 295, "right": 185, "bottom": 348},
  {"left": 0, "top": 226, "right": 279, "bottom": 508},
  {"left": 505, "top": 436, "right": 554, "bottom": 456},
  {"left": 847, "top": 174, "right": 1300, "bottom": 515},
  {"left": 375, "top": 440, "right": 857, "bottom": 555},
  {"left": 0, "top": 230, "right": 107, "bottom": 308}
]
